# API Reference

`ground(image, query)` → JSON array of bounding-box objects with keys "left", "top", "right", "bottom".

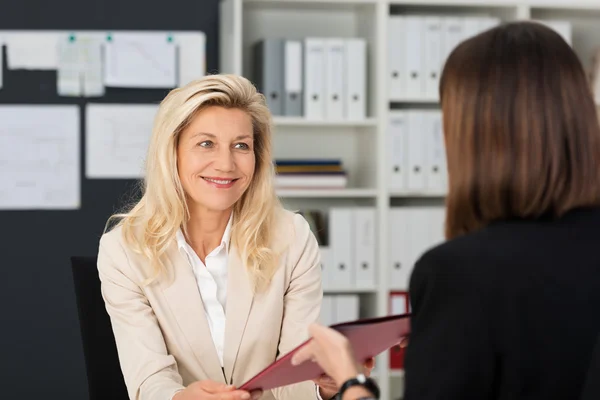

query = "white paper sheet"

[
  {"left": 86, "top": 104, "right": 158, "bottom": 179},
  {"left": 176, "top": 32, "right": 206, "bottom": 86},
  {"left": 0, "top": 105, "right": 80, "bottom": 209},
  {"left": 57, "top": 34, "right": 82, "bottom": 96},
  {"left": 104, "top": 32, "right": 177, "bottom": 88},
  {"left": 81, "top": 36, "right": 104, "bottom": 97},
  {"left": 5, "top": 33, "right": 60, "bottom": 70}
]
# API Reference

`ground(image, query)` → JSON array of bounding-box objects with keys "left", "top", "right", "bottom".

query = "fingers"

[
  {"left": 214, "top": 390, "right": 254, "bottom": 400},
  {"left": 198, "top": 381, "right": 236, "bottom": 393},
  {"left": 291, "top": 342, "right": 316, "bottom": 366},
  {"left": 399, "top": 337, "right": 409, "bottom": 348}
]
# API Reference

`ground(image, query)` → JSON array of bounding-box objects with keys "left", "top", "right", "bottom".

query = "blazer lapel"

[
  {"left": 160, "top": 243, "right": 225, "bottom": 383},
  {"left": 223, "top": 246, "right": 255, "bottom": 384}
]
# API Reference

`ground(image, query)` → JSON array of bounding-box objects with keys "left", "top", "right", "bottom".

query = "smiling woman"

[{"left": 95, "top": 74, "right": 345, "bottom": 400}]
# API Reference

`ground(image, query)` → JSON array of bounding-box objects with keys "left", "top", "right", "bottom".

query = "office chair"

[{"left": 70, "top": 256, "right": 129, "bottom": 400}]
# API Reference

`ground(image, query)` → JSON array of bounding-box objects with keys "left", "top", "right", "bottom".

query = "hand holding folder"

[{"left": 238, "top": 313, "right": 411, "bottom": 392}]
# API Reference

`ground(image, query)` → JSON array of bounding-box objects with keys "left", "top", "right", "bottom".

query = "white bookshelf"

[{"left": 219, "top": 1, "right": 600, "bottom": 398}]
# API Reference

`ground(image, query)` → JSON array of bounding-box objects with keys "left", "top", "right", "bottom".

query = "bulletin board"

[{"left": 0, "top": 1, "right": 220, "bottom": 398}]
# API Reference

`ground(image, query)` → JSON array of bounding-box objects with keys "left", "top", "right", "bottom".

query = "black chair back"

[{"left": 71, "top": 256, "right": 129, "bottom": 400}]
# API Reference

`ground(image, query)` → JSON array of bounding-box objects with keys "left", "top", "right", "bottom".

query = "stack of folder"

[
  {"left": 274, "top": 159, "right": 348, "bottom": 189},
  {"left": 253, "top": 37, "right": 366, "bottom": 120}
]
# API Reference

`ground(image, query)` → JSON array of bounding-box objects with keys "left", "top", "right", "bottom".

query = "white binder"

[
  {"left": 387, "top": 111, "right": 408, "bottom": 192},
  {"left": 407, "top": 111, "right": 426, "bottom": 192},
  {"left": 329, "top": 208, "right": 354, "bottom": 289},
  {"left": 424, "top": 110, "right": 447, "bottom": 194},
  {"left": 424, "top": 16, "right": 442, "bottom": 100},
  {"left": 319, "top": 246, "right": 333, "bottom": 291},
  {"left": 389, "top": 208, "right": 409, "bottom": 290},
  {"left": 442, "top": 17, "right": 465, "bottom": 65},
  {"left": 388, "top": 16, "right": 405, "bottom": 100},
  {"left": 303, "top": 38, "right": 326, "bottom": 119},
  {"left": 283, "top": 40, "right": 303, "bottom": 117},
  {"left": 324, "top": 38, "right": 345, "bottom": 120},
  {"left": 344, "top": 38, "right": 367, "bottom": 120},
  {"left": 353, "top": 207, "right": 376, "bottom": 289},
  {"left": 404, "top": 16, "right": 425, "bottom": 99}
]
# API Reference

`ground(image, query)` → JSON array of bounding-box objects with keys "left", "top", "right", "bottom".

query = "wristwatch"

[{"left": 338, "top": 373, "right": 380, "bottom": 399}]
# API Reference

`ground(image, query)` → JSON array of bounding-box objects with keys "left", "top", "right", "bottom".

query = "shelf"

[
  {"left": 243, "top": 0, "right": 377, "bottom": 13},
  {"left": 324, "top": 287, "right": 378, "bottom": 294},
  {"left": 390, "top": 192, "right": 446, "bottom": 198},
  {"left": 390, "top": 97, "right": 439, "bottom": 104},
  {"left": 527, "top": 1, "right": 600, "bottom": 11},
  {"left": 277, "top": 188, "right": 378, "bottom": 198},
  {"left": 273, "top": 116, "right": 378, "bottom": 127},
  {"left": 390, "top": 0, "right": 519, "bottom": 6}
]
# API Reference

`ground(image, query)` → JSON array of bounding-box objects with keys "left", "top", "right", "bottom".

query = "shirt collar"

[{"left": 176, "top": 212, "right": 233, "bottom": 252}]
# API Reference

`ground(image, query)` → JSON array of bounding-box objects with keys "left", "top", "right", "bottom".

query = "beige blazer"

[{"left": 97, "top": 210, "right": 323, "bottom": 400}]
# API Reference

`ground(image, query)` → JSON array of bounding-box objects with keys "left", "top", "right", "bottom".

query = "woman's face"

[{"left": 177, "top": 105, "right": 255, "bottom": 215}]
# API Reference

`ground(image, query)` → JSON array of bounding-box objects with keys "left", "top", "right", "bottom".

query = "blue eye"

[
  {"left": 235, "top": 143, "right": 250, "bottom": 150},
  {"left": 198, "top": 140, "right": 213, "bottom": 148}
]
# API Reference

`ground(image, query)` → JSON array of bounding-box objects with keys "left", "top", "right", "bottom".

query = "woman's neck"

[{"left": 184, "top": 208, "right": 232, "bottom": 263}]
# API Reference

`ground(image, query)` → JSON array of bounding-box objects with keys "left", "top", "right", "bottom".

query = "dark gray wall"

[{"left": 0, "top": 1, "right": 220, "bottom": 397}]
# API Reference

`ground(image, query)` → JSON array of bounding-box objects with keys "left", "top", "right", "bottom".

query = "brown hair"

[{"left": 440, "top": 21, "right": 600, "bottom": 239}]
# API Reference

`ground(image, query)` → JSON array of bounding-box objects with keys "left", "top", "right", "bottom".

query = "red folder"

[{"left": 239, "top": 313, "right": 411, "bottom": 392}]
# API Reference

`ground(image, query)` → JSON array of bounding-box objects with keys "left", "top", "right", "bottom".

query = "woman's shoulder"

[
  {"left": 270, "top": 209, "right": 315, "bottom": 252},
  {"left": 99, "top": 223, "right": 127, "bottom": 252}
]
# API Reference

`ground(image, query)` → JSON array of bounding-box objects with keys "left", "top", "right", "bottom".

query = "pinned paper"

[
  {"left": 176, "top": 32, "right": 206, "bottom": 86},
  {"left": 0, "top": 105, "right": 80, "bottom": 210},
  {"left": 57, "top": 33, "right": 104, "bottom": 97},
  {"left": 104, "top": 32, "right": 177, "bottom": 88},
  {"left": 5, "top": 33, "right": 60, "bottom": 70},
  {"left": 85, "top": 104, "right": 158, "bottom": 178}
]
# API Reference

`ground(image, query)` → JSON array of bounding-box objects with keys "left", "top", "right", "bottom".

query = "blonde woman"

[{"left": 97, "top": 75, "right": 366, "bottom": 400}]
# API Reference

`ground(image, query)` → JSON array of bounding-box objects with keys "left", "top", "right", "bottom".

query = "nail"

[{"left": 241, "top": 393, "right": 250, "bottom": 399}]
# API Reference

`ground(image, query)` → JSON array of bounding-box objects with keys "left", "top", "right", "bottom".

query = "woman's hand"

[
  {"left": 291, "top": 323, "right": 362, "bottom": 387},
  {"left": 173, "top": 380, "right": 262, "bottom": 400},
  {"left": 314, "top": 357, "right": 375, "bottom": 399}
]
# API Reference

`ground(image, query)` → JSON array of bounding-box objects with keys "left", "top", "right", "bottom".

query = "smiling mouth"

[{"left": 202, "top": 177, "right": 239, "bottom": 185}]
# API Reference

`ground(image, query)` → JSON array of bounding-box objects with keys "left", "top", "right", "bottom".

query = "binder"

[
  {"left": 389, "top": 208, "right": 409, "bottom": 289},
  {"left": 253, "top": 38, "right": 284, "bottom": 116},
  {"left": 303, "top": 38, "right": 326, "bottom": 119},
  {"left": 344, "top": 38, "right": 367, "bottom": 121},
  {"left": 319, "top": 246, "right": 333, "bottom": 291},
  {"left": 387, "top": 111, "right": 408, "bottom": 192},
  {"left": 424, "top": 110, "right": 447, "bottom": 194},
  {"left": 404, "top": 16, "right": 424, "bottom": 98},
  {"left": 407, "top": 111, "right": 426, "bottom": 192},
  {"left": 354, "top": 207, "right": 376, "bottom": 289},
  {"left": 239, "top": 313, "right": 411, "bottom": 392},
  {"left": 324, "top": 38, "right": 345, "bottom": 120},
  {"left": 283, "top": 40, "right": 303, "bottom": 117},
  {"left": 388, "top": 16, "right": 405, "bottom": 100},
  {"left": 329, "top": 208, "right": 354, "bottom": 289},
  {"left": 442, "top": 17, "right": 464, "bottom": 65},
  {"left": 423, "top": 16, "right": 442, "bottom": 100}
]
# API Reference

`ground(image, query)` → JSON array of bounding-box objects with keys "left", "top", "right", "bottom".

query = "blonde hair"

[{"left": 106, "top": 74, "right": 283, "bottom": 292}]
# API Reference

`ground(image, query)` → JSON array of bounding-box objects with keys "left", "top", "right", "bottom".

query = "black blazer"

[{"left": 403, "top": 207, "right": 600, "bottom": 400}]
